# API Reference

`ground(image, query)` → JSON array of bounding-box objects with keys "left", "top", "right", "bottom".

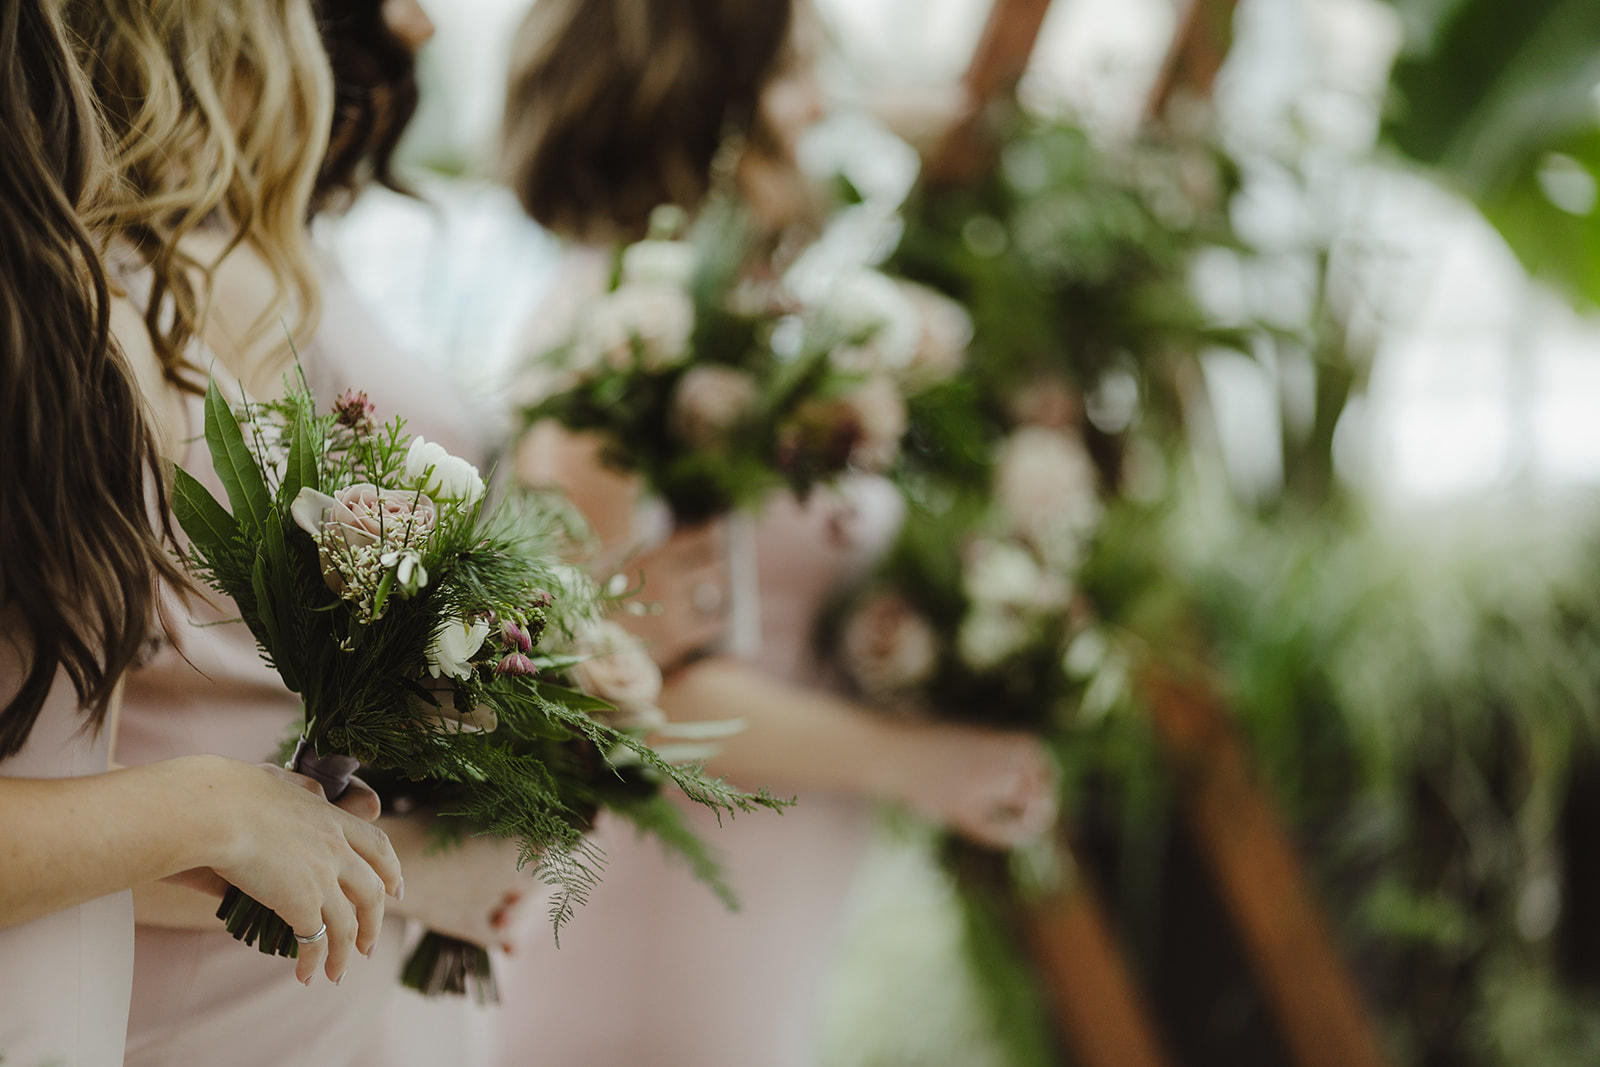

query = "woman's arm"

[
  {"left": 659, "top": 657, "right": 1058, "bottom": 847},
  {"left": 1, "top": 755, "right": 404, "bottom": 985}
]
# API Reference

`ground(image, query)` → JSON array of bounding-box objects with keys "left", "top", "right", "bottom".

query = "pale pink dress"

[
  {"left": 493, "top": 476, "right": 902, "bottom": 1067},
  {"left": 116, "top": 254, "right": 488, "bottom": 1067},
  {"left": 0, "top": 631, "right": 134, "bottom": 1067}
]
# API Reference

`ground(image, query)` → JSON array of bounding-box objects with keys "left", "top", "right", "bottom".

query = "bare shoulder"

[{"left": 110, "top": 296, "right": 186, "bottom": 458}]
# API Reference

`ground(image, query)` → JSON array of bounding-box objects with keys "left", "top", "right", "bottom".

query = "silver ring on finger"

[{"left": 294, "top": 922, "right": 328, "bottom": 945}]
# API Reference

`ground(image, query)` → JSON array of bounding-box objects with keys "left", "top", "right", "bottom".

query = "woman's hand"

[
  {"left": 378, "top": 813, "right": 547, "bottom": 954},
  {"left": 888, "top": 726, "right": 1059, "bottom": 848},
  {"left": 195, "top": 756, "right": 404, "bottom": 985},
  {"left": 615, "top": 519, "right": 732, "bottom": 670}
]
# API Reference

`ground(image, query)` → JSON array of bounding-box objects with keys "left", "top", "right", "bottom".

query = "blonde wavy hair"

[{"left": 65, "top": 0, "right": 332, "bottom": 393}]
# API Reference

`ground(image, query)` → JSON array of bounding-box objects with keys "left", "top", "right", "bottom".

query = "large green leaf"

[
  {"left": 1384, "top": 0, "right": 1600, "bottom": 303},
  {"left": 167, "top": 462, "right": 239, "bottom": 561},
  {"left": 279, "top": 408, "right": 320, "bottom": 507},
  {"left": 203, "top": 379, "right": 272, "bottom": 533}
]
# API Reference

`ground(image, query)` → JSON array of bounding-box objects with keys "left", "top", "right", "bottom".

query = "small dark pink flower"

[
  {"left": 495, "top": 652, "right": 539, "bottom": 677},
  {"left": 501, "top": 620, "right": 534, "bottom": 654},
  {"left": 333, "top": 389, "right": 376, "bottom": 434}
]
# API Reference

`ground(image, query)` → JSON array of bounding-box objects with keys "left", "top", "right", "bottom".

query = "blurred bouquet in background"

[{"left": 519, "top": 202, "right": 965, "bottom": 522}]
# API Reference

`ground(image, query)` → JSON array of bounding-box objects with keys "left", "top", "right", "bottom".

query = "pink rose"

[
  {"left": 840, "top": 375, "right": 907, "bottom": 472},
  {"left": 569, "top": 620, "right": 664, "bottom": 728},
  {"left": 291, "top": 483, "right": 437, "bottom": 592},
  {"left": 840, "top": 592, "right": 938, "bottom": 704},
  {"left": 668, "top": 365, "right": 759, "bottom": 448}
]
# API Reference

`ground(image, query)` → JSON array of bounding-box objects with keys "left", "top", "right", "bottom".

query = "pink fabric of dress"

[
  {"left": 116, "top": 254, "right": 488, "bottom": 1067},
  {"left": 493, "top": 476, "right": 902, "bottom": 1067},
  {"left": 0, "top": 630, "right": 134, "bottom": 1067}
]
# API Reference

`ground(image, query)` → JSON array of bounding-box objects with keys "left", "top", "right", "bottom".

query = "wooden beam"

[
  {"left": 1024, "top": 849, "right": 1174, "bottom": 1067},
  {"left": 1141, "top": 668, "right": 1391, "bottom": 1067},
  {"left": 1144, "top": 0, "right": 1240, "bottom": 122},
  {"left": 924, "top": 0, "right": 1057, "bottom": 188}
]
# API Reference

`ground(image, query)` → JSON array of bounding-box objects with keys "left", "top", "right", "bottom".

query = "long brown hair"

[
  {"left": 0, "top": 0, "right": 185, "bottom": 758},
  {"left": 66, "top": 0, "right": 333, "bottom": 393},
  {"left": 501, "top": 0, "right": 794, "bottom": 242},
  {"left": 311, "top": 0, "right": 421, "bottom": 215}
]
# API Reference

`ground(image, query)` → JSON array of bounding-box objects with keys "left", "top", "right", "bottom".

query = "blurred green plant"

[{"left": 1384, "top": 0, "right": 1600, "bottom": 305}]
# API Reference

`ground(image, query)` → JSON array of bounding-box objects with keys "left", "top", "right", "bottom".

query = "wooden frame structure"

[{"left": 921, "top": 2, "right": 1391, "bottom": 1064}]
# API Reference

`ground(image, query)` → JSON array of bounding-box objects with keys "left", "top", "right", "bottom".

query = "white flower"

[
  {"left": 427, "top": 616, "right": 491, "bottom": 681},
  {"left": 962, "top": 539, "right": 1070, "bottom": 612},
  {"left": 574, "top": 283, "right": 695, "bottom": 373},
  {"left": 621, "top": 240, "right": 697, "bottom": 288},
  {"left": 995, "top": 426, "right": 1101, "bottom": 558},
  {"left": 379, "top": 548, "right": 428, "bottom": 597},
  {"left": 898, "top": 281, "right": 971, "bottom": 388},
  {"left": 957, "top": 606, "right": 1031, "bottom": 672},
  {"left": 824, "top": 269, "right": 922, "bottom": 374},
  {"left": 405, "top": 438, "right": 485, "bottom": 505}
]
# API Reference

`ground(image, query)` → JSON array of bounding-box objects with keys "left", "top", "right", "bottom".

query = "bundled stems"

[{"left": 400, "top": 932, "right": 498, "bottom": 1004}]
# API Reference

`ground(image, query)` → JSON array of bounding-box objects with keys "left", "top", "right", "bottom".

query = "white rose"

[
  {"left": 569, "top": 620, "right": 664, "bottom": 727},
  {"left": 405, "top": 437, "right": 485, "bottom": 505},
  {"left": 957, "top": 606, "right": 1031, "bottom": 672},
  {"left": 575, "top": 283, "right": 695, "bottom": 373},
  {"left": 995, "top": 426, "right": 1101, "bottom": 554},
  {"left": 621, "top": 240, "right": 697, "bottom": 288},
  {"left": 825, "top": 269, "right": 922, "bottom": 374},
  {"left": 962, "top": 538, "right": 1070, "bottom": 612},
  {"left": 427, "top": 616, "right": 491, "bottom": 681}
]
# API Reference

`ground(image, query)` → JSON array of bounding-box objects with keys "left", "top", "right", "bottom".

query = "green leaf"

[
  {"left": 280, "top": 408, "right": 320, "bottom": 506},
  {"left": 254, "top": 513, "right": 302, "bottom": 693},
  {"left": 168, "top": 462, "right": 239, "bottom": 560},
  {"left": 1384, "top": 0, "right": 1600, "bottom": 304},
  {"left": 204, "top": 379, "right": 272, "bottom": 533}
]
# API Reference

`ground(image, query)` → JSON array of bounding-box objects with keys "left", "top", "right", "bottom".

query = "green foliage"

[
  {"left": 1384, "top": 0, "right": 1600, "bottom": 304},
  {"left": 522, "top": 198, "right": 906, "bottom": 521},
  {"left": 174, "top": 376, "right": 786, "bottom": 958},
  {"left": 892, "top": 120, "right": 1238, "bottom": 453}
]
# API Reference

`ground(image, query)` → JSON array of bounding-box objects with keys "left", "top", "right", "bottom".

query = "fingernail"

[
  {"left": 302, "top": 975, "right": 314, "bottom": 987},
  {"left": 335, "top": 973, "right": 345, "bottom": 986},
  {"left": 395, "top": 879, "right": 405, "bottom": 902},
  {"left": 362, "top": 945, "right": 373, "bottom": 959}
]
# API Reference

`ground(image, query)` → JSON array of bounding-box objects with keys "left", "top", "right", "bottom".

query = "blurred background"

[{"left": 320, "top": 0, "right": 1600, "bottom": 1063}]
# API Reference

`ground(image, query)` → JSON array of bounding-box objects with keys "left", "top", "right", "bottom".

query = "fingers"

[
  {"left": 320, "top": 893, "right": 360, "bottom": 984},
  {"left": 281, "top": 896, "right": 329, "bottom": 987},
  {"left": 343, "top": 817, "right": 404, "bottom": 901},
  {"left": 335, "top": 775, "right": 383, "bottom": 822},
  {"left": 260, "top": 763, "right": 327, "bottom": 798},
  {"left": 343, "top": 860, "right": 389, "bottom": 959}
]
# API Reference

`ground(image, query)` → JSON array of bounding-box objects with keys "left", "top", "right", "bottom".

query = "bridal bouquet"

[
  {"left": 170, "top": 378, "right": 784, "bottom": 960},
  {"left": 833, "top": 420, "right": 1120, "bottom": 734},
  {"left": 519, "top": 204, "right": 960, "bottom": 522},
  {"left": 370, "top": 618, "right": 741, "bottom": 1001}
]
